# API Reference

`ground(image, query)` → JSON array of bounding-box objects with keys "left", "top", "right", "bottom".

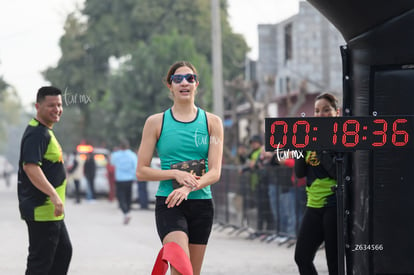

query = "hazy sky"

[{"left": 0, "top": 0, "right": 298, "bottom": 107}]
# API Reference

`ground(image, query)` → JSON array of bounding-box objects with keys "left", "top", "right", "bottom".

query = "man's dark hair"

[
  {"left": 36, "top": 86, "right": 62, "bottom": 103},
  {"left": 250, "top": 135, "right": 263, "bottom": 145},
  {"left": 119, "top": 139, "right": 130, "bottom": 150}
]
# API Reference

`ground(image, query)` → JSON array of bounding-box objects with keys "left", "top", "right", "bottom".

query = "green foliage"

[
  {"left": 0, "top": 76, "right": 8, "bottom": 100},
  {"left": 44, "top": 0, "right": 248, "bottom": 150},
  {"left": 0, "top": 83, "right": 23, "bottom": 152},
  {"left": 106, "top": 32, "right": 211, "bottom": 146}
]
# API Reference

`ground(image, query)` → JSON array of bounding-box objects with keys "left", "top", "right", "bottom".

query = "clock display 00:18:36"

[{"left": 264, "top": 116, "right": 414, "bottom": 151}]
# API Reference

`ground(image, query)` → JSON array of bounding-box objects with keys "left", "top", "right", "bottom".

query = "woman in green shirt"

[
  {"left": 137, "top": 61, "right": 223, "bottom": 275},
  {"left": 294, "top": 93, "right": 340, "bottom": 275}
]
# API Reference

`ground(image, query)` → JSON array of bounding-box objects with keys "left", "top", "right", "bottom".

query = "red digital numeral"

[
  {"left": 372, "top": 119, "right": 387, "bottom": 147},
  {"left": 292, "top": 121, "right": 310, "bottom": 148},
  {"left": 270, "top": 121, "right": 288, "bottom": 148},
  {"left": 342, "top": 120, "right": 360, "bottom": 147},
  {"left": 392, "top": 119, "right": 409, "bottom": 146},
  {"left": 333, "top": 122, "right": 338, "bottom": 145}
]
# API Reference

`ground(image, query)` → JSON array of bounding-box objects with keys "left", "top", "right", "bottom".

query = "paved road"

[{"left": 0, "top": 176, "right": 328, "bottom": 274}]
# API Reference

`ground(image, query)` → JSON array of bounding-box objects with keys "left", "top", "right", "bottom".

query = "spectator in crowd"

[
  {"left": 137, "top": 179, "right": 149, "bottom": 210},
  {"left": 276, "top": 157, "right": 299, "bottom": 244},
  {"left": 106, "top": 148, "right": 117, "bottom": 202},
  {"left": 67, "top": 150, "right": 83, "bottom": 204},
  {"left": 237, "top": 144, "right": 249, "bottom": 165},
  {"left": 294, "top": 92, "right": 340, "bottom": 275},
  {"left": 1, "top": 156, "right": 13, "bottom": 188},
  {"left": 241, "top": 135, "right": 274, "bottom": 237},
  {"left": 111, "top": 140, "right": 138, "bottom": 224},
  {"left": 84, "top": 152, "right": 96, "bottom": 201}
]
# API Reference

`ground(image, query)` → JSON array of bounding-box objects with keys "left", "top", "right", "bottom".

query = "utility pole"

[{"left": 211, "top": 0, "right": 224, "bottom": 119}]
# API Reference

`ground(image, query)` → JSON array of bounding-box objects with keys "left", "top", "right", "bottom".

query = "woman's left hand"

[{"left": 165, "top": 186, "right": 193, "bottom": 208}]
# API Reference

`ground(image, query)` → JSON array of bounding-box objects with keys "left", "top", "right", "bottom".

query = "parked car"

[{"left": 67, "top": 147, "right": 161, "bottom": 202}]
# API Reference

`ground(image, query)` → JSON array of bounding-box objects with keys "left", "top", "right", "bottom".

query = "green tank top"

[{"left": 156, "top": 108, "right": 211, "bottom": 199}]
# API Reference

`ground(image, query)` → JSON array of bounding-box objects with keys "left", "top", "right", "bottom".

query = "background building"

[
  {"left": 256, "top": 1, "right": 345, "bottom": 118},
  {"left": 224, "top": 1, "right": 346, "bottom": 162}
]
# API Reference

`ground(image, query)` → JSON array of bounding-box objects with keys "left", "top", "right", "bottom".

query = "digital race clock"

[{"left": 265, "top": 116, "right": 414, "bottom": 151}]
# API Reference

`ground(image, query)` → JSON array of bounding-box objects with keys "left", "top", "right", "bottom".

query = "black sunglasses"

[{"left": 170, "top": 74, "right": 197, "bottom": 84}]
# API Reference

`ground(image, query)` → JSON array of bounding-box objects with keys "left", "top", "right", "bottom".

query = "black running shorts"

[{"left": 155, "top": 197, "right": 214, "bottom": 245}]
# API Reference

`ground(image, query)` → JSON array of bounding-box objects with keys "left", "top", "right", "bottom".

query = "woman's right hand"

[{"left": 174, "top": 170, "right": 200, "bottom": 190}]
